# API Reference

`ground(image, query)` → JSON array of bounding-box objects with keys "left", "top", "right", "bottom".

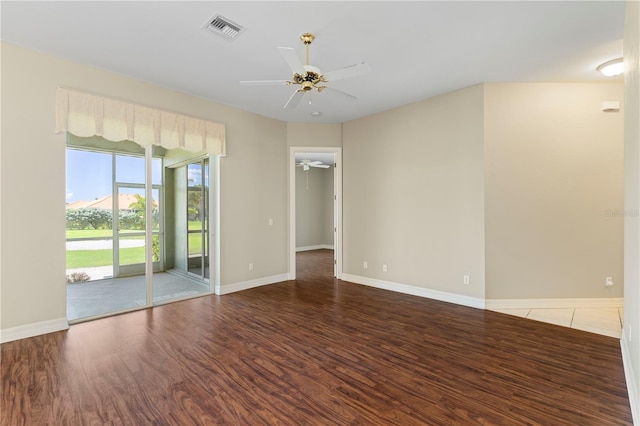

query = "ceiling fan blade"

[
  {"left": 284, "top": 90, "right": 304, "bottom": 109},
  {"left": 310, "top": 164, "right": 331, "bottom": 168},
  {"left": 240, "top": 80, "right": 288, "bottom": 86},
  {"left": 278, "top": 47, "right": 306, "bottom": 75},
  {"left": 323, "top": 62, "right": 370, "bottom": 82},
  {"left": 308, "top": 161, "right": 322, "bottom": 165},
  {"left": 320, "top": 86, "right": 357, "bottom": 101}
]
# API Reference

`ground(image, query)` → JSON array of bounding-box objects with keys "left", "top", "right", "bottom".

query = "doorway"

[{"left": 289, "top": 147, "right": 342, "bottom": 280}]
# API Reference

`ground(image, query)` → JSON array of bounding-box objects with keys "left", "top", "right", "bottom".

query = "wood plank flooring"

[{"left": 2, "top": 250, "right": 632, "bottom": 425}]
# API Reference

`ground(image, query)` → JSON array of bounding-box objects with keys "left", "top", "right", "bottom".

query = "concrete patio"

[{"left": 67, "top": 271, "right": 210, "bottom": 321}]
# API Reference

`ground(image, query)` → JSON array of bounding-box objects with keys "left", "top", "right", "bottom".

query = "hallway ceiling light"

[{"left": 598, "top": 58, "right": 624, "bottom": 77}]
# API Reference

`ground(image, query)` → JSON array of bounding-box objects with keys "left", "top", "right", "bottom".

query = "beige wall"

[
  {"left": 221, "top": 112, "right": 287, "bottom": 283},
  {"left": 295, "top": 167, "right": 334, "bottom": 248},
  {"left": 624, "top": 0, "right": 640, "bottom": 417},
  {"left": 343, "top": 85, "right": 486, "bottom": 299},
  {"left": 0, "top": 42, "right": 288, "bottom": 331},
  {"left": 343, "top": 82, "right": 624, "bottom": 304},
  {"left": 485, "top": 83, "right": 624, "bottom": 299},
  {"left": 287, "top": 123, "right": 342, "bottom": 148}
]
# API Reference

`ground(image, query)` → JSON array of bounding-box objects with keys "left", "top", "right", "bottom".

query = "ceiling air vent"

[{"left": 203, "top": 14, "right": 245, "bottom": 41}]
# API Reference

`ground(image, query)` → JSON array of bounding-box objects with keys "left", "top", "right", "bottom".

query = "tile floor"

[{"left": 490, "top": 307, "right": 624, "bottom": 338}]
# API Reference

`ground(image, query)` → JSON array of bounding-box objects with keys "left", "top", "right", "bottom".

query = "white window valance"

[{"left": 55, "top": 87, "right": 226, "bottom": 155}]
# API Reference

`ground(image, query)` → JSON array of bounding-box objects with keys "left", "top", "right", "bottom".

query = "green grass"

[
  {"left": 68, "top": 224, "right": 188, "bottom": 240},
  {"left": 66, "top": 229, "right": 145, "bottom": 239},
  {"left": 188, "top": 220, "right": 203, "bottom": 231},
  {"left": 67, "top": 225, "right": 204, "bottom": 267},
  {"left": 66, "top": 247, "right": 145, "bottom": 269},
  {"left": 189, "top": 233, "right": 203, "bottom": 255},
  {"left": 66, "top": 229, "right": 113, "bottom": 239}
]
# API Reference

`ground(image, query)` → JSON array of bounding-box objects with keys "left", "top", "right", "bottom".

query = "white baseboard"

[
  {"left": 1, "top": 317, "right": 69, "bottom": 344},
  {"left": 621, "top": 334, "right": 639, "bottom": 425},
  {"left": 341, "top": 273, "right": 485, "bottom": 309},
  {"left": 220, "top": 273, "right": 289, "bottom": 295},
  {"left": 485, "top": 297, "right": 624, "bottom": 310},
  {"left": 296, "top": 245, "right": 334, "bottom": 252}
]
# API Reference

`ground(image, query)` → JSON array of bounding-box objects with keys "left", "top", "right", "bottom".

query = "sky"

[{"left": 66, "top": 149, "right": 162, "bottom": 203}]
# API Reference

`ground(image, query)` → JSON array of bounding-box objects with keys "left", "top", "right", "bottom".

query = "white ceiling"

[{"left": 1, "top": 1, "right": 625, "bottom": 124}]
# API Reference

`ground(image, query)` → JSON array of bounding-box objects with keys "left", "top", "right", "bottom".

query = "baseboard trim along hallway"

[{"left": 341, "top": 273, "right": 485, "bottom": 310}]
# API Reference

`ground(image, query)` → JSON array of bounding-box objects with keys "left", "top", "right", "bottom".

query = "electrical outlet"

[
  {"left": 268, "top": 218, "right": 273, "bottom": 226},
  {"left": 382, "top": 264, "right": 388, "bottom": 272},
  {"left": 249, "top": 263, "right": 254, "bottom": 271},
  {"left": 363, "top": 261, "right": 368, "bottom": 269},
  {"left": 605, "top": 276, "right": 614, "bottom": 287},
  {"left": 463, "top": 275, "right": 470, "bottom": 285}
]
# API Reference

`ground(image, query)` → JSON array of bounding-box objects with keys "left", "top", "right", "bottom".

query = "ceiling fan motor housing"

[
  {"left": 292, "top": 64, "right": 324, "bottom": 91},
  {"left": 300, "top": 33, "right": 315, "bottom": 45}
]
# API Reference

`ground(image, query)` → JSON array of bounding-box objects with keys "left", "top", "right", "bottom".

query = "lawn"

[
  {"left": 66, "top": 229, "right": 145, "bottom": 239},
  {"left": 67, "top": 223, "right": 196, "bottom": 239},
  {"left": 66, "top": 247, "right": 145, "bottom": 269},
  {"left": 66, "top": 223, "right": 205, "bottom": 268}
]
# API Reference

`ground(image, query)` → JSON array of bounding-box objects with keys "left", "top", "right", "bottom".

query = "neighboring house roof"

[
  {"left": 65, "top": 200, "right": 93, "bottom": 209},
  {"left": 66, "top": 194, "right": 141, "bottom": 210}
]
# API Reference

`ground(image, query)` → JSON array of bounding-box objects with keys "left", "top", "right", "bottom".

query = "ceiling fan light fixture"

[
  {"left": 242, "top": 33, "right": 370, "bottom": 109},
  {"left": 598, "top": 58, "right": 624, "bottom": 77}
]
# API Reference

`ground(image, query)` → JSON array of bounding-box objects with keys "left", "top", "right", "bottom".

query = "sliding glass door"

[
  {"left": 187, "top": 159, "right": 209, "bottom": 279},
  {"left": 65, "top": 148, "right": 155, "bottom": 320},
  {"left": 66, "top": 138, "right": 215, "bottom": 322}
]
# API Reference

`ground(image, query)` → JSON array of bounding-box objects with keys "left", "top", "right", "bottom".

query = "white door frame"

[{"left": 289, "top": 147, "right": 342, "bottom": 280}]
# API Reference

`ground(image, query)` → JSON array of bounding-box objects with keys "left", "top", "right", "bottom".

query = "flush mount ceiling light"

[{"left": 598, "top": 58, "right": 624, "bottom": 77}]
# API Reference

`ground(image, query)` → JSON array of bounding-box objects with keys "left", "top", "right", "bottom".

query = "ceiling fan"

[
  {"left": 296, "top": 159, "right": 331, "bottom": 171},
  {"left": 240, "top": 33, "right": 371, "bottom": 109}
]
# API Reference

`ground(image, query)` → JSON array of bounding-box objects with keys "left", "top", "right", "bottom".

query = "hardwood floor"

[{"left": 2, "top": 250, "right": 632, "bottom": 424}]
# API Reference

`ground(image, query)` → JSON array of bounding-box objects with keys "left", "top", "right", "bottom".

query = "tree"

[
  {"left": 129, "top": 194, "right": 147, "bottom": 215},
  {"left": 188, "top": 189, "right": 202, "bottom": 221},
  {"left": 126, "top": 194, "right": 159, "bottom": 230},
  {"left": 125, "top": 195, "right": 160, "bottom": 261}
]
